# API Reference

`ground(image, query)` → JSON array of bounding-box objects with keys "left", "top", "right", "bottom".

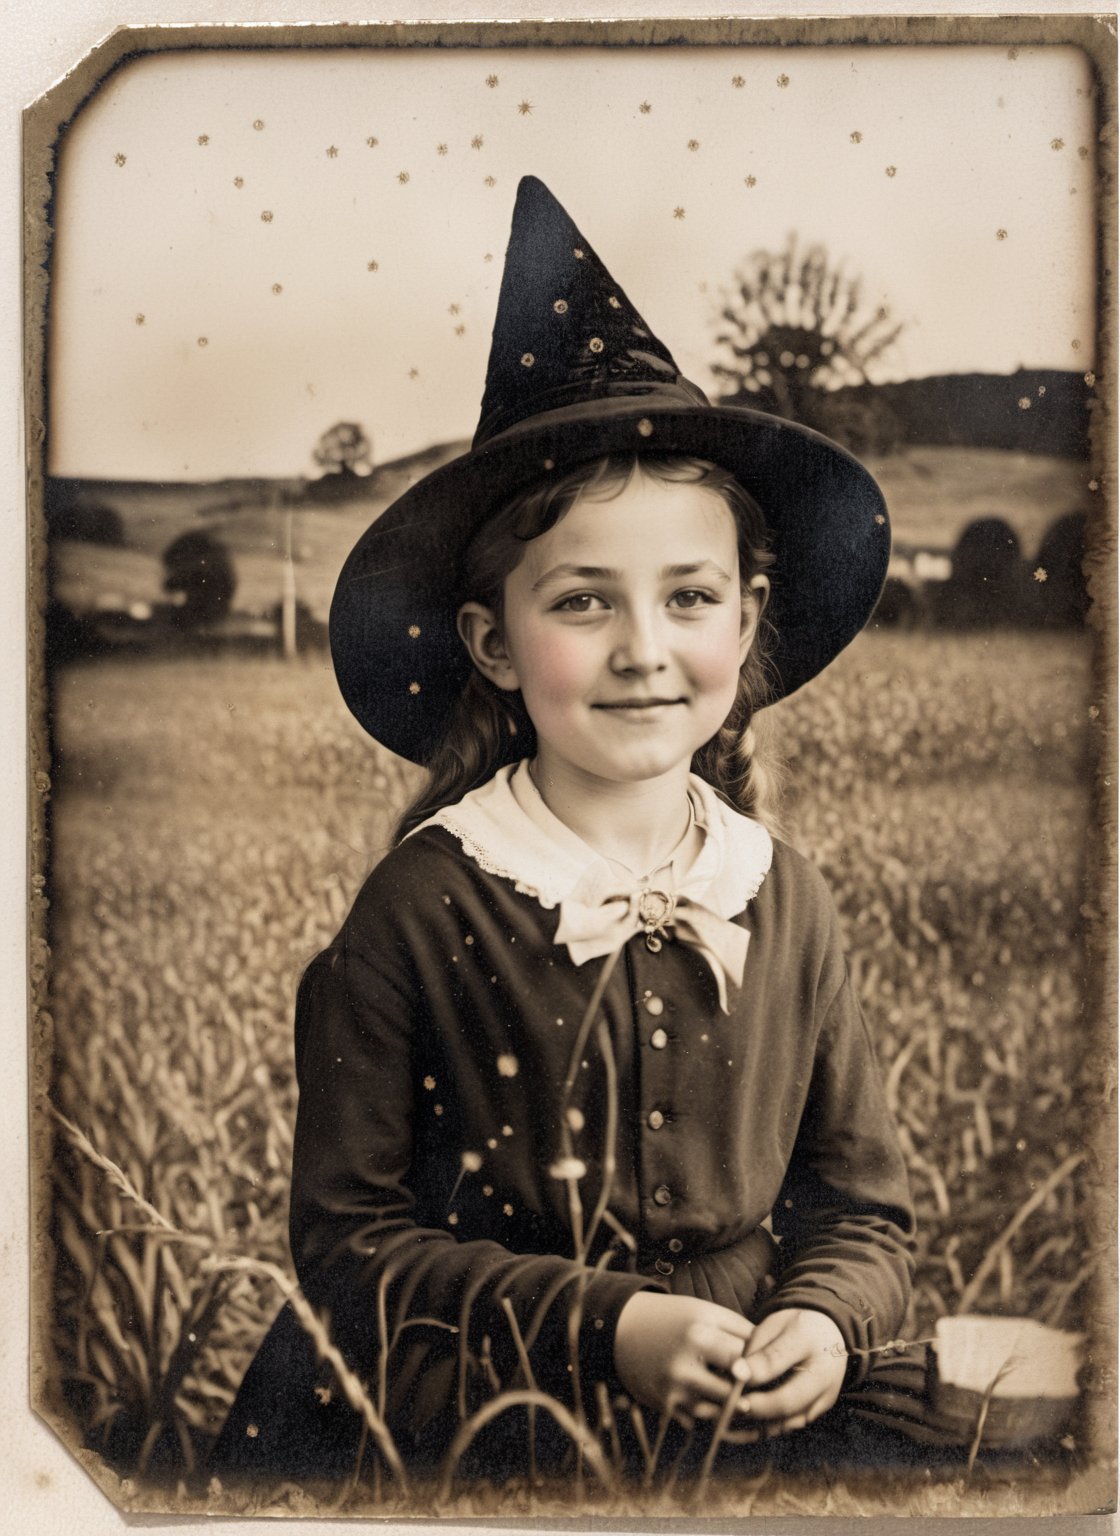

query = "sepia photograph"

[{"left": 23, "top": 15, "right": 1116, "bottom": 1523}]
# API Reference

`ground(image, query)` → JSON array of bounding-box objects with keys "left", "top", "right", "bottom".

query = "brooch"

[{"left": 637, "top": 889, "right": 675, "bottom": 952}]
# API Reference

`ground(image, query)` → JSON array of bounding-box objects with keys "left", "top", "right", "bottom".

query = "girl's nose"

[{"left": 611, "top": 612, "right": 668, "bottom": 675}]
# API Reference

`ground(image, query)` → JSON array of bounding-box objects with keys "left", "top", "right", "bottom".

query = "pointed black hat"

[{"left": 331, "top": 176, "right": 890, "bottom": 764}]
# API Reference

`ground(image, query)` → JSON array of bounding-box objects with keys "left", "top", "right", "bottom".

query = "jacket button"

[
  {"left": 644, "top": 996, "right": 664, "bottom": 1016},
  {"left": 647, "top": 1109, "right": 665, "bottom": 1130},
  {"left": 654, "top": 1258, "right": 675, "bottom": 1276},
  {"left": 653, "top": 1184, "right": 672, "bottom": 1206},
  {"left": 667, "top": 1237, "right": 684, "bottom": 1253},
  {"left": 650, "top": 1028, "right": 668, "bottom": 1050}
]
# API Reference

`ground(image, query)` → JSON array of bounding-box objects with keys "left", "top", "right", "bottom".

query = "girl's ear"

[
  {"left": 738, "top": 573, "right": 771, "bottom": 665},
  {"left": 457, "top": 602, "right": 521, "bottom": 692}
]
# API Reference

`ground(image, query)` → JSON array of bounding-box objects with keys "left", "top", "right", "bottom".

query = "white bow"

[{"left": 554, "top": 866, "right": 750, "bottom": 1013}]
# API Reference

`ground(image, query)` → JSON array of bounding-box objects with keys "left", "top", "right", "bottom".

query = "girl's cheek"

[
  {"left": 515, "top": 626, "right": 591, "bottom": 701},
  {"left": 686, "top": 619, "right": 746, "bottom": 689}
]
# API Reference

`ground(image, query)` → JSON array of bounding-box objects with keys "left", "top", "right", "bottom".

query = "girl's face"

[{"left": 459, "top": 472, "right": 767, "bottom": 789}]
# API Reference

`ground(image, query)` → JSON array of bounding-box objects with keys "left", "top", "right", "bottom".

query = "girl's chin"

[
  {"left": 533, "top": 712, "right": 730, "bottom": 784},
  {"left": 539, "top": 743, "right": 703, "bottom": 785}
]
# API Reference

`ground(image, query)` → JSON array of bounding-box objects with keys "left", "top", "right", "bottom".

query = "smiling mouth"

[{"left": 593, "top": 699, "right": 686, "bottom": 710}]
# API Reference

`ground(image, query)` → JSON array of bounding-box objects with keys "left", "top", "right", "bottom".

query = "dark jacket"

[{"left": 215, "top": 824, "right": 914, "bottom": 1477}]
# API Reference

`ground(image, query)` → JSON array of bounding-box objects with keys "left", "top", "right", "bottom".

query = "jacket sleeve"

[
  {"left": 288, "top": 925, "right": 655, "bottom": 1423},
  {"left": 752, "top": 956, "right": 916, "bottom": 1388}
]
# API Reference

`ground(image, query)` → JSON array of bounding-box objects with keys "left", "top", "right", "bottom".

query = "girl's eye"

[
  {"left": 555, "top": 593, "right": 607, "bottom": 613},
  {"left": 670, "top": 589, "right": 716, "bottom": 609}
]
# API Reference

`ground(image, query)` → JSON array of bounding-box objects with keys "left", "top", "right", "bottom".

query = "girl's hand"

[
  {"left": 735, "top": 1308, "right": 848, "bottom": 1435},
  {"left": 613, "top": 1292, "right": 754, "bottom": 1420}
]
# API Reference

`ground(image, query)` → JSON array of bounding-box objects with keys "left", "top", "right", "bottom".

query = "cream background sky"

[
  {"left": 7, "top": 7, "right": 1115, "bottom": 1536},
  {"left": 48, "top": 40, "right": 1097, "bottom": 481}
]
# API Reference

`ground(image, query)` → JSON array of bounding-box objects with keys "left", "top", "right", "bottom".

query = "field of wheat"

[{"left": 37, "top": 626, "right": 1112, "bottom": 1516}]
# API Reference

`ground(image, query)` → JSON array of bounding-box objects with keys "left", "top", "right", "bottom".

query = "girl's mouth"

[{"left": 593, "top": 699, "right": 686, "bottom": 710}]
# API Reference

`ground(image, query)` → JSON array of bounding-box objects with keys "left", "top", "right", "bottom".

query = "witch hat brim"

[{"left": 331, "top": 177, "right": 890, "bottom": 765}]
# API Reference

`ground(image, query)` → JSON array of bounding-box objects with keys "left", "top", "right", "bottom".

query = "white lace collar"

[{"left": 408, "top": 761, "right": 773, "bottom": 920}]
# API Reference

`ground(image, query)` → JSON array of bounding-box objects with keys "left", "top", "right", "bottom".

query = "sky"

[{"left": 47, "top": 40, "right": 1098, "bottom": 482}]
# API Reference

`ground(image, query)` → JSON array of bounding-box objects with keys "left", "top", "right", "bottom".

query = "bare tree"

[{"left": 711, "top": 235, "right": 903, "bottom": 448}]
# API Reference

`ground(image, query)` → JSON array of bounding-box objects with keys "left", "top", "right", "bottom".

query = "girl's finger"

[
  {"left": 775, "top": 1409, "right": 810, "bottom": 1434},
  {"left": 736, "top": 1364, "right": 826, "bottom": 1421},
  {"left": 680, "top": 1361, "right": 745, "bottom": 1406},
  {"left": 688, "top": 1319, "right": 752, "bottom": 1365},
  {"left": 741, "top": 1326, "right": 810, "bottom": 1388},
  {"left": 716, "top": 1313, "right": 755, "bottom": 1346}
]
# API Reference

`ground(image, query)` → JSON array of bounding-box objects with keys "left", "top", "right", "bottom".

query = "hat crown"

[{"left": 474, "top": 177, "right": 704, "bottom": 446}]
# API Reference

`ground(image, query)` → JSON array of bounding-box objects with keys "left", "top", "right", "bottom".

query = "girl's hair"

[{"left": 392, "top": 454, "right": 785, "bottom": 843}]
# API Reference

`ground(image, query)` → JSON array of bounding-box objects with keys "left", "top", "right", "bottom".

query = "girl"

[{"left": 213, "top": 176, "right": 934, "bottom": 1486}]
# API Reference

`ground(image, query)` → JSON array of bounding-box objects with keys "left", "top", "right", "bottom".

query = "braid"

[
  {"left": 693, "top": 684, "right": 788, "bottom": 842},
  {"left": 731, "top": 714, "right": 788, "bottom": 841}
]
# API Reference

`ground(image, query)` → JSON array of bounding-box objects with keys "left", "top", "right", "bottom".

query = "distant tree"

[
  {"left": 935, "top": 517, "right": 1023, "bottom": 628},
  {"left": 163, "top": 531, "right": 237, "bottom": 625},
  {"left": 48, "top": 499, "right": 126, "bottom": 547},
  {"left": 711, "top": 235, "right": 904, "bottom": 451},
  {"left": 872, "top": 574, "right": 923, "bottom": 630},
  {"left": 313, "top": 421, "right": 373, "bottom": 479},
  {"left": 1030, "top": 511, "right": 1089, "bottom": 627}
]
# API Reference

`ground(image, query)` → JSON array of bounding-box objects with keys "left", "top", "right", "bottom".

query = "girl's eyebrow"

[
  {"left": 664, "top": 561, "right": 733, "bottom": 581},
  {"left": 532, "top": 564, "right": 615, "bottom": 590},
  {"left": 532, "top": 560, "right": 732, "bottom": 590}
]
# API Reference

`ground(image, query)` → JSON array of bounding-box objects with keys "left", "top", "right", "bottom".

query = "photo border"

[{"left": 22, "top": 13, "right": 1119, "bottom": 1523}]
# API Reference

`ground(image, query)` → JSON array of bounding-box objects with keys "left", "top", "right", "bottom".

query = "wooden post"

[{"left": 281, "top": 495, "right": 297, "bottom": 660}]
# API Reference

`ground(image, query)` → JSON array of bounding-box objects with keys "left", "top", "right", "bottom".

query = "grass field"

[{"left": 39, "top": 626, "right": 1112, "bottom": 1515}]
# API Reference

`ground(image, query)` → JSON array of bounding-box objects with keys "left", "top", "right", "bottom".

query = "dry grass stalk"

[
  {"left": 435, "top": 1388, "right": 613, "bottom": 1504},
  {"left": 50, "top": 1104, "right": 176, "bottom": 1232},
  {"left": 207, "top": 1256, "right": 408, "bottom": 1491},
  {"left": 957, "top": 1151, "right": 1085, "bottom": 1313},
  {"left": 965, "top": 1354, "right": 1020, "bottom": 1478}
]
